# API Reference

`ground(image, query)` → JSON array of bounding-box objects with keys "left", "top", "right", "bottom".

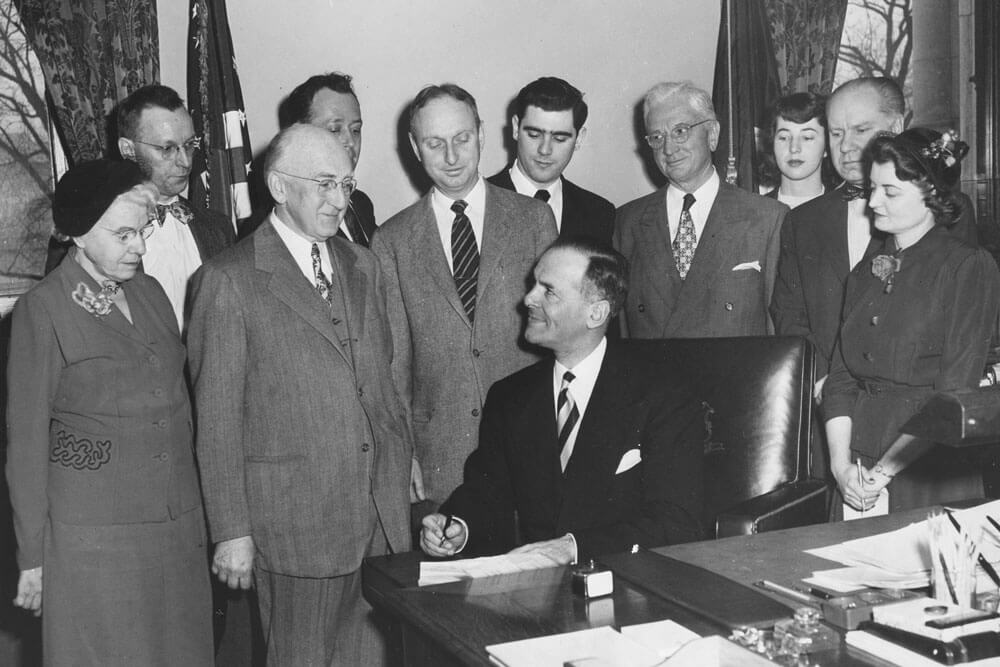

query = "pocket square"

[
  {"left": 615, "top": 448, "right": 642, "bottom": 474},
  {"left": 732, "top": 261, "right": 762, "bottom": 272}
]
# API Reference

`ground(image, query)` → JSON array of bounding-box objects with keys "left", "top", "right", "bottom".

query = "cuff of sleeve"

[
  {"left": 566, "top": 533, "right": 578, "bottom": 565},
  {"left": 453, "top": 516, "right": 470, "bottom": 554}
]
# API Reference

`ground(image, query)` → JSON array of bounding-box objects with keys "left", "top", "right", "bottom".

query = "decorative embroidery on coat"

[{"left": 50, "top": 430, "right": 112, "bottom": 470}]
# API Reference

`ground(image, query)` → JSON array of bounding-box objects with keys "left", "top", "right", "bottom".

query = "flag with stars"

[{"left": 187, "top": 0, "right": 252, "bottom": 230}]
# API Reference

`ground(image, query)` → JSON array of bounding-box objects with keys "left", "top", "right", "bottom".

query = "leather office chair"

[{"left": 630, "top": 336, "right": 828, "bottom": 538}]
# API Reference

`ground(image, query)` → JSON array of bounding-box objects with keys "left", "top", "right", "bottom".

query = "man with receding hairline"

[{"left": 188, "top": 124, "right": 411, "bottom": 665}]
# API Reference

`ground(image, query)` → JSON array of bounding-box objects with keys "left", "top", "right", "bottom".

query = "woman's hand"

[
  {"left": 13, "top": 567, "right": 42, "bottom": 616},
  {"left": 833, "top": 461, "right": 869, "bottom": 511}
]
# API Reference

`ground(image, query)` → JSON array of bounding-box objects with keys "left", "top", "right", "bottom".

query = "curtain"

[
  {"left": 712, "top": 0, "right": 781, "bottom": 192},
  {"left": 14, "top": 0, "right": 158, "bottom": 164},
  {"left": 765, "top": 0, "right": 849, "bottom": 95},
  {"left": 187, "top": 0, "right": 251, "bottom": 229}
]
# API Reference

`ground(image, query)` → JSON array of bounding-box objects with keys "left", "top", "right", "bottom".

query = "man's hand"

[
  {"left": 212, "top": 536, "right": 255, "bottom": 589},
  {"left": 13, "top": 567, "right": 41, "bottom": 616},
  {"left": 420, "top": 513, "right": 466, "bottom": 558},
  {"left": 508, "top": 535, "right": 576, "bottom": 565},
  {"left": 410, "top": 457, "right": 426, "bottom": 503}
]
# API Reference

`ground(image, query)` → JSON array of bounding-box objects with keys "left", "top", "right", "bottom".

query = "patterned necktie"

[
  {"left": 534, "top": 189, "right": 550, "bottom": 203},
  {"left": 842, "top": 182, "right": 868, "bottom": 201},
  {"left": 672, "top": 193, "right": 697, "bottom": 280},
  {"left": 451, "top": 199, "right": 479, "bottom": 322},
  {"left": 557, "top": 371, "right": 580, "bottom": 472},
  {"left": 343, "top": 200, "right": 369, "bottom": 247},
  {"left": 155, "top": 198, "right": 194, "bottom": 225},
  {"left": 311, "top": 243, "right": 332, "bottom": 305}
]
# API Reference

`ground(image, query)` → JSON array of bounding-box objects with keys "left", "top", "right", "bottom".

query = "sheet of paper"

[
  {"left": 486, "top": 626, "right": 661, "bottom": 667},
  {"left": 842, "top": 489, "right": 889, "bottom": 521},
  {"left": 620, "top": 619, "right": 701, "bottom": 659},
  {"left": 418, "top": 552, "right": 561, "bottom": 586}
]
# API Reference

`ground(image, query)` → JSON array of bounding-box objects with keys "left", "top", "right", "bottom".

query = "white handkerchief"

[
  {"left": 732, "top": 260, "right": 762, "bottom": 272},
  {"left": 615, "top": 448, "right": 642, "bottom": 474}
]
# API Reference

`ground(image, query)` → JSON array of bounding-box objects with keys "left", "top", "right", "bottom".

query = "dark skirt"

[{"left": 42, "top": 506, "right": 213, "bottom": 666}]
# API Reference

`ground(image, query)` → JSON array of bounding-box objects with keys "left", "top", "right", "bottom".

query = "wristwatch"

[{"left": 872, "top": 463, "right": 895, "bottom": 478}]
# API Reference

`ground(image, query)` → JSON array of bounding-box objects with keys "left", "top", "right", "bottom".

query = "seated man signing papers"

[{"left": 420, "top": 238, "right": 705, "bottom": 564}]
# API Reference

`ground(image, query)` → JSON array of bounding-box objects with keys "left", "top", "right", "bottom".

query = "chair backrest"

[{"left": 625, "top": 336, "right": 815, "bottom": 524}]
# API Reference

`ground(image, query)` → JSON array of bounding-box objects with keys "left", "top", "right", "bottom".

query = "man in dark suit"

[
  {"left": 45, "top": 85, "right": 235, "bottom": 331},
  {"left": 371, "top": 83, "right": 557, "bottom": 512},
  {"left": 771, "top": 77, "right": 979, "bottom": 397},
  {"left": 487, "top": 77, "right": 615, "bottom": 244},
  {"left": 420, "top": 238, "right": 704, "bottom": 562},
  {"left": 188, "top": 125, "right": 412, "bottom": 665},
  {"left": 615, "top": 81, "right": 787, "bottom": 339},
  {"left": 275, "top": 72, "right": 377, "bottom": 246}
]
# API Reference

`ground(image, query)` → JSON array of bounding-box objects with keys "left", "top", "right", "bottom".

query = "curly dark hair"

[
  {"left": 758, "top": 92, "right": 837, "bottom": 191},
  {"left": 865, "top": 127, "right": 968, "bottom": 226}
]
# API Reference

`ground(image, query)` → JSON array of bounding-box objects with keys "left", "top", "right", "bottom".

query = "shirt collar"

[
  {"left": 269, "top": 211, "right": 332, "bottom": 282},
  {"left": 431, "top": 175, "right": 485, "bottom": 214},
  {"left": 553, "top": 336, "right": 608, "bottom": 413},
  {"left": 510, "top": 160, "right": 563, "bottom": 199},
  {"left": 667, "top": 168, "right": 720, "bottom": 207}
]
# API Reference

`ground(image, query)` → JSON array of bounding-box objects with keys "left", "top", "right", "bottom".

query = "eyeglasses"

[
  {"left": 102, "top": 222, "right": 155, "bottom": 245},
  {"left": 274, "top": 170, "right": 357, "bottom": 198},
  {"left": 644, "top": 118, "right": 714, "bottom": 148},
  {"left": 133, "top": 137, "right": 202, "bottom": 161}
]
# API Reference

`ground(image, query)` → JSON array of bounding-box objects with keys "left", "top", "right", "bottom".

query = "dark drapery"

[
  {"left": 712, "top": 0, "right": 782, "bottom": 192},
  {"left": 187, "top": 0, "right": 251, "bottom": 229},
  {"left": 765, "top": 0, "right": 849, "bottom": 95},
  {"left": 14, "top": 0, "right": 158, "bottom": 164}
]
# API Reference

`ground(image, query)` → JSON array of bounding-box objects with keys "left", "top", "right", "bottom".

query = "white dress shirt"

[
  {"left": 431, "top": 177, "right": 486, "bottom": 272},
  {"left": 665, "top": 169, "right": 721, "bottom": 246},
  {"left": 552, "top": 337, "right": 608, "bottom": 468},
  {"left": 847, "top": 198, "right": 872, "bottom": 269},
  {"left": 509, "top": 161, "right": 564, "bottom": 231},
  {"left": 142, "top": 196, "right": 203, "bottom": 331},
  {"left": 269, "top": 212, "right": 334, "bottom": 284}
]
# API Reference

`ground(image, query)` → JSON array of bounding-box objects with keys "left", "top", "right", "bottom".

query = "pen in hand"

[
  {"left": 439, "top": 514, "right": 454, "bottom": 547},
  {"left": 857, "top": 459, "right": 865, "bottom": 515}
]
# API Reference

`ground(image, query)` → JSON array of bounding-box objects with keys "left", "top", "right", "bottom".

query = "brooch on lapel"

[
  {"left": 871, "top": 255, "right": 902, "bottom": 294},
  {"left": 71, "top": 282, "right": 117, "bottom": 318}
]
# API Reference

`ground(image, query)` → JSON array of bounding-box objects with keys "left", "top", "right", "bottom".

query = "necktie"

[
  {"left": 155, "top": 198, "right": 194, "bottom": 225},
  {"left": 534, "top": 189, "right": 551, "bottom": 203},
  {"left": 311, "top": 243, "right": 332, "bottom": 305},
  {"left": 672, "top": 193, "right": 697, "bottom": 280},
  {"left": 343, "top": 200, "right": 369, "bottom": 247},
  {"left": 451, "top": 199, "right": 479, "bottom": 322},
  {"left": 842, "top": 182, "right": 868, "bottom": 201},
  {"left": 557, "top": 371, "right": 580, "bottom": 472}
]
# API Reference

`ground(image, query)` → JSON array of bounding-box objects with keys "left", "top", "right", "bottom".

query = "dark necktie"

[
  {"left": 155, "top": 198, "right": 194, "bottom": 225},
  {"left": 672, "top": 193, "right": 697, "bottom": 279},
  {"left": 311, "top": 243, "right": 332, "bottom": 305},
  {"left": 451, "top": 199, "right": 479, "bottom": 322},
  {"left": 534, "top": 189, "right": 551, "bottom": 203},
  {"left": 343, "top": 200, "right": 369, "bottom": 247},
  {"left": 842, "top": 182, "right": 868, "bottom": 201},
  {"left": 557, "top": 371, "right": 579, "bottom": 471}
]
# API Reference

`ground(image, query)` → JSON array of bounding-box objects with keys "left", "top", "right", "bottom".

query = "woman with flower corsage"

[
  {"left": 823, "top": 128, "right": 1000, "bottom": 518},
  {"left": 6, "top": 159, "right": 213, "bottom": 664}
]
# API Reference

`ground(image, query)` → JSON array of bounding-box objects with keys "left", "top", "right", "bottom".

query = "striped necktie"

[
  {"left": 451, "top": 199, "right": 479, "bottom": 321},
  {"left": 557, "top": 371, "right": 579, "bottom": 472}
]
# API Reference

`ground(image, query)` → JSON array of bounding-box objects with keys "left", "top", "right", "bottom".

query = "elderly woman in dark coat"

[
  {"left": 6, "top": 159, "right": 212, "bottom": 665},
  {"left": 825, "top": 129, "right": 1000, "bottom": 515}
]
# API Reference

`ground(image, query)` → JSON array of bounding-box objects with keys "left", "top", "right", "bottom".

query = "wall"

[{"left": 158, "top": 0, "right": 720, "bottom": 219}]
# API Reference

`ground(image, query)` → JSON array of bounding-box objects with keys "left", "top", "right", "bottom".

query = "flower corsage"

[
  {"left": 871, "top": 255, "right": 902, "bottom": 294},
  {"left": 71, "top": 282, "right": 115, "bottom": 318}
]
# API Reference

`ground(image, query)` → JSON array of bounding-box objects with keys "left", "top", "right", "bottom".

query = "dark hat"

[{"left": 52, "top": 159, "right": 146, "bottom": 237}]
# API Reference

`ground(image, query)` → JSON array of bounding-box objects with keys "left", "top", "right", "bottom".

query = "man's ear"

[
  {"left": 574, "top": 126, "right": 587, "bottom": 152},
  {"left": 588, "top": 299, "right": 611, "bottom": 329},
  {"left": 118, "top": 137, "right": 136, "bottom": 161},
  {"left": 511, "top": 115, "right": 521, "bottom": 142},
  {"left": 707, "top": 120, "right": 721, "bottom": 152},
  {"left": 408, "top": 133, "right": 422, "bottom": 163},
  {"left": 890, "top": 114, "right": 905, "bottom": 135},
  {"left": 266, "top": 171, "right": 287, "bottom": 204}
]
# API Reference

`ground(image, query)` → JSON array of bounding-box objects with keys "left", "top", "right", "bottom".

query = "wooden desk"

[{"left": 363, "top": 511, "right": 930, "bottom": 666}]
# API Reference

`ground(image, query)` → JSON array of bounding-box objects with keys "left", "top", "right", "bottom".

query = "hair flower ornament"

[
  {"left": 920, "top": 130, "right": 967, "bottom": 168},
  {"left": 871, "top": 255, "right": 902, "bottom": 294},
  {"left": 71, "top": 282, "right": 116, "bottom": 318}
]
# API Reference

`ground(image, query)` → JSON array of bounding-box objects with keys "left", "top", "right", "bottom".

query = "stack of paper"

[
  {"left": 486, "top": 626, "right": 662, "bottom": 667},
  {"left": 419, "top": 552, "right": 561, "bottom": 586}
]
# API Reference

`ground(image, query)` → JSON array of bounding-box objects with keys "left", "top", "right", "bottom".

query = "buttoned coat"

[
  {"left": 187, "top": 220, "right": 412, "bottom": 577},
  {"left": 614, "top": 181, "right": 787, "bottom": 338},
  {"left": 371, "top": 182, "right": 557, "bottom": 503}
]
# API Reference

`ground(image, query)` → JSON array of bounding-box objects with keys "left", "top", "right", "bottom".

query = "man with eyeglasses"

[
  {"left": 614, "top": 81, "right": 787, "bottom": 338},
  {"left": 487, "top": 77, "right": 615, "bottom": 244},
  {"left": 188, "top": 124, "right": 412, "bottom": 666},
  {"left": 371, "top": 83, "right": 556, "bottom": 518},
  {"left": 115, "top": 84, "right": 235, "bottom": 331}
]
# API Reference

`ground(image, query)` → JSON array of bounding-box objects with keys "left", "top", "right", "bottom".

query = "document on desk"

[
  {"left": 804, "top": 499, "right": 1000, "bottom": 589},
  {"left": 486, "top": 626, "right": 662, "bottom": 667},
  {"left": 418, "top": 552, "right": 561, "bottom": 586}
]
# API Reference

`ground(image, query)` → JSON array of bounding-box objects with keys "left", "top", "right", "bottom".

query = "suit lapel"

[
  {"left": 60, "top": 253, "right": 146, "bottom": 345},
  {"left": 327, "top": 238, "right": 366, "bottom": 370},
  {"left": 415, "top": 195, "right": 471, "bottom": 326},
  {"left": 822, "top": 194, "right": 851, "bottom": 282},
  {"left": 477, "top": 183, "right": 514, "bottom": 309},
  {"left": 515, "top": 363, "right": 565, "bottom": 511},
  {"left": 635, "top": 188, "right": 682, "bottom": 309},
  {"left": 257, "top": 221, "right": 351, "bottom": 367}
]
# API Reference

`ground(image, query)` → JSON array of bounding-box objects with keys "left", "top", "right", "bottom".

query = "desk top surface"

[{"left": 363, "top": 511, "right": 929, "bottom": 666}]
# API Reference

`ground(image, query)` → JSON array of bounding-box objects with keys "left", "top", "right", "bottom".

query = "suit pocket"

[{"left": 412, "top": 410, "right": 432, "bottom": 424}]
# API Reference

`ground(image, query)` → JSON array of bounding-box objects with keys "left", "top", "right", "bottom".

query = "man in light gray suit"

[
  {"left": 372, "top": 83, "right": 557, "bottom": 508},
  {"left": 614, "top": 81, "right": 787, "bottom": 338},
  {"left": 188, "top": 125, "right": 411, "bottom": 665}
]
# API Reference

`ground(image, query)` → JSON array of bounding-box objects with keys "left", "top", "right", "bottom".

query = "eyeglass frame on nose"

[
  {"left": 132, "top": 136, "right": 203, "bottom": 161},
  {"left": 644, "top": 118, "right": 715, "bottom": 148},
  {"left": 101, "top": 222, "right": 156, "bottom": 245},
  {"left": 273, "top": 170, "right": 358, "bottom": 198}
]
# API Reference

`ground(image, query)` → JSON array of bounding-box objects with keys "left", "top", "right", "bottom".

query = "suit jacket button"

[
  {"left": 725, "top": 302, "right": 734, "bottom": 311},
  {"left": 863, "top": 352, "right": 874, "bottom": 362},
  {"left": 357, "top": 388, "right": 364, "bottom": 397},
  {"left": 361, "top": 442, "right": 370, "bottom": 452},
  {"left": 637, "top": 304, "right": 646, "bottom": 313},
  {"left": 472, "top": 348, "right": 481, "bottom": 358},
  {"left": 471, "top": 408, "right": 480, "bottom": 417},
  {"left": 870, "top": 316, "right": 879, "bottom": 326}
]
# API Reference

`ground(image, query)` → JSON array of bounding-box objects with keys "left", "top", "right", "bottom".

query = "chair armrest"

[{"left": 715, "top": 480, "right": 828, "bottom": 538}]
